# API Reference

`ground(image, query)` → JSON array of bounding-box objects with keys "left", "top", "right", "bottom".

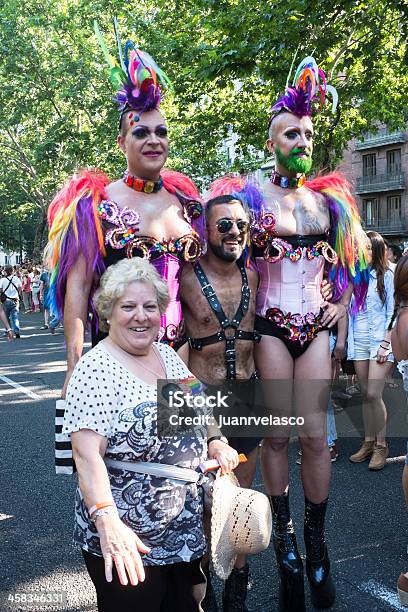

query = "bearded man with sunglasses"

[
  {"left": 46, "top": 39, "right": 204, "bottom": 400},
  {"left": 180, "top": 192, "right": 261, "bottom": 612}
]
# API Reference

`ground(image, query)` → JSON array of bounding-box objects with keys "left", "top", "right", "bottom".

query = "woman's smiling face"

[{"left": 108, "top": 281, "right": 161, "bottom": 355}]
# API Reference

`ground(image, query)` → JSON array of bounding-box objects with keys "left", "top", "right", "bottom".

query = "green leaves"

[{"left": 0, "top": 0, "right": 406, "bottom": 258}]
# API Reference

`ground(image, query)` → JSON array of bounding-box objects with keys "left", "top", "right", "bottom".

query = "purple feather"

[
  {"left": 116, "top": 81, "right": 161, "bottom": 113},
  {"left": 55, "top": 195, "right": 106, "bottom": 317},
  {"left": 269, "top": 87, "right": 312, "bottom": 123}
]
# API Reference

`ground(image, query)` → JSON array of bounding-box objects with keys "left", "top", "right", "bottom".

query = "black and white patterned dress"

[{"left": 63, "top": 342, "right": 207, "bottom": 566}]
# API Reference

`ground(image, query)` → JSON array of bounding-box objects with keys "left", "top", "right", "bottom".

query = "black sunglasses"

[{"left": 210, "top": 219, "right": 250, "bottom": 234}]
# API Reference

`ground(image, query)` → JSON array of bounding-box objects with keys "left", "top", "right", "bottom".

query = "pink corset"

[
  {"left": 256, "top": 254, "right": 325, "bottom": 317},
  {"left": 255, "top": 235, "right": 337, "bottom": 318}
]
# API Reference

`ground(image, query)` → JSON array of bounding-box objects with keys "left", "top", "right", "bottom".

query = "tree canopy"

[{"left": 0, "top": 0, "right": 406, "bottom": 258}]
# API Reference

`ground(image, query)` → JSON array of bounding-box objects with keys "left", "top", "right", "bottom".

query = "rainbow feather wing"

[
  {"left": 45, "top": 170, "right": 109, "bottom": 318},
  {"left": 306, "top": 172, "right": 369, "bottom": 311}
]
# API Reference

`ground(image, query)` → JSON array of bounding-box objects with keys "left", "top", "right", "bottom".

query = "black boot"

[
  {"left": 202, "top": 565, "right": 219, "bottom": 612},
  {"left": 223, "top": 564, "right": 249, "bottom": 612},
  {"left": 304, "top": 497, "right": 336, "bottom": 609},
  {"left": 269, "top": 492, "right": 305, "bottom": 612}
]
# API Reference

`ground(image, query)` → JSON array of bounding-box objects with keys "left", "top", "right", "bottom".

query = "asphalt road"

[{"left": 1, "top": 311, "right": 408, "bottom": 611}]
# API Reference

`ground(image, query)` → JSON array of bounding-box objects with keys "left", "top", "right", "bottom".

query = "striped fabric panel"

[{"left": 55, "top": 399, "right": 76, "bottom": 475}]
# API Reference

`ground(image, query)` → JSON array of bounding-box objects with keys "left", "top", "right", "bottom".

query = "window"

[
  {"left": 387, "top": 195, "right": 401, "bottom": 222},
  {"left": 362, "top": 198, "right": 378, "bottom": 226},
  {"left": 226, "top": 146, "right": 233, "bottom": 167},
  {"left": 363, "top": 154, "right": 376, "bottom": 177},
  {"left": 387, "top": 149, "right": 401, "bottom": 175}
]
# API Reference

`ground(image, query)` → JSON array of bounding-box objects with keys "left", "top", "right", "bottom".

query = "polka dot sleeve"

[{"left": 62, "top": 347, "right": 117, "bottom": 438}]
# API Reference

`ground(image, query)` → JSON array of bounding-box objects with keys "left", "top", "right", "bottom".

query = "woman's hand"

[
  {"left": 320, "top": 302, "right": 347, "bottom": 328},
  {"left": 208, "top": 440, "right": 239, "bottom": 475},
  {"left": 96, "top": 513, "right": 151, "bottom": 586},
  {"left": 376, "top": 345, "right": 391, "bottom": 364}
]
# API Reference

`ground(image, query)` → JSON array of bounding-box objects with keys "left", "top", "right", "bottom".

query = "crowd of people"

[
  {"left": 3, "top": 34, "right": 407, "bottom": 612},
  {"left": 0, "top": 263, "right": 60, "bottom": 338}
]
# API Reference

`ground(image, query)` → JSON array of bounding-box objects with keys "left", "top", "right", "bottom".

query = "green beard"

[{"left": 275, "top": 146, "right": 313, "bottom": 174}]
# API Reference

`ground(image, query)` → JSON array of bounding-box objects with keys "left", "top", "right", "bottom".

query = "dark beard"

[{"left": 208, "top": 240, "right": 242, "bottom": 262}]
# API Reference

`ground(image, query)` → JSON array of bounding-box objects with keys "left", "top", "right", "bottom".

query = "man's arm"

[{"left": 62, "top": 255, "right": 94, "bottom": 397}]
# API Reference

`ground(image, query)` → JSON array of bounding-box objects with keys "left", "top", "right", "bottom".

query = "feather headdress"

[
  {"left": 94, "top": 20, "right": 172, "bottom": 116},
  {"left": 269, "top": 56, "right": 338, "bottom": 125}
]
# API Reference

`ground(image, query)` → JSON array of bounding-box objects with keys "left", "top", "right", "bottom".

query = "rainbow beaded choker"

[
  {"left": 270, "top": 171, "right": 306, "bottom": 189},
  {"left": 123, "top": 170, "right": 163, "bottom": 193}
]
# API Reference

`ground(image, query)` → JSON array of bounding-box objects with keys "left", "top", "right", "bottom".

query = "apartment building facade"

[{"left": 338, "top": 127, "right": 408, "bottom": 246}]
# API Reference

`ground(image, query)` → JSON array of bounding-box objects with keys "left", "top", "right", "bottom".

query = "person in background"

[
  {"left": 0, "top": 303, "right": 14, "bottom": 340},
  {"left": 31, "top": 268, "right": 41, "bottom": 312},
  {"left": 63, "top": 257, "right": 238, "bottom": 612},
  {"left": 389, "top": 256, "right": 408, "bottom": 605},
  {"left": 40, "top": 267, "right": 53, "bottom": 330},
  {"left": 21, "top": 270, "right": 32, "bottom": 313},
  {"left": 387, "top": 243, "right": 403, "bottom": 272},
  {"left": 348, "top": 231, "right": 394, "bottom": 470},
  {"left": 0, "top": 265, "right": 23, "bottom": 338}
]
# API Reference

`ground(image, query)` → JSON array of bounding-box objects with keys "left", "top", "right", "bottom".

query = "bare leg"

[
  {"left": 295, "top": 331, "right": 332, "bottom": 504},
  {"left": 353, "top": 361, "right": 373, "bottom": 440},
  {"left": 354, "top": 360, "right": 394, "bottom": 445},
  {"left": 255, "top": 335, "right": 294, "bottom": 495},
  {"left": 366, "top": 360, "right": 395, "bottom": 445}
]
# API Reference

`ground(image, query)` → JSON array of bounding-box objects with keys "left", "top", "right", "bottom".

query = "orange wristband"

[{"left": 88, "top": 501, "right": 114, "bottom": 517}]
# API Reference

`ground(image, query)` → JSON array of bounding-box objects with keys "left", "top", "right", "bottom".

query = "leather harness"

[{"left": 188, "top": 260, "right": 261, "bottom": 380}]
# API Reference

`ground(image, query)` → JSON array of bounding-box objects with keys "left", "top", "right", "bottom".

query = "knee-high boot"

[
  {"left": 304, "top": 497, "right": 336, "bottom": 609},
  {"left": 269, "top": 492, "right": 305, "bottom": 612},
  {"left": 223, "top": 564, "right": 249, "bottom": 612}
]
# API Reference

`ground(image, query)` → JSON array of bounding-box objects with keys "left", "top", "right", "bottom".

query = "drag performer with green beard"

[{"left": 251, "top": 57, "right": 368, "bottom": 611}]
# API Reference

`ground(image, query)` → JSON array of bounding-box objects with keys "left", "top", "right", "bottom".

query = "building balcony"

[
  {"left": 355, "top": 172, "right": 405, "bottom": 194},
  {"left": 355, "top": 128, "right": 406, "bottom": 150},
  {"left": 363, "top": 218, "right": 407, "bottom": 236}
]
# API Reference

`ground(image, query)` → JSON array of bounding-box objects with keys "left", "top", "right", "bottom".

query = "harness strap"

[
  {"left": 189, "top": 329, "right": 261, "bottom": 351},
  {"left": 189, "top": 260, "right": 257, "bottom": 380}
]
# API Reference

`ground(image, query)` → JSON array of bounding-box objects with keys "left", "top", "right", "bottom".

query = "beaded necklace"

[
  {"left": 123, "top": 170, "right": 163, "bottom": 194},
  {"left": 270, "top": 171, "right": 306, "bottom": 189}
]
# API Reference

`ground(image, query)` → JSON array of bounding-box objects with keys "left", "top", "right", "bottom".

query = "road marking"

[
  {"left": 359, "top": 580, "right": 405, "bottom": 610},
  {"left": 0, "top": 513, "right": 14, "bottom": 521},
  {"left": 336, "top": 553, "right": 365, "bottom": 563},
  {"left": 0, "top": 375, "right": 41, "bottom": 400}
]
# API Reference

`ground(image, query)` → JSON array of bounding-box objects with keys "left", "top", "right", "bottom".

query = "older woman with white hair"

[{"left": 63, "top": 257, "right": 238, "bottom": 612}]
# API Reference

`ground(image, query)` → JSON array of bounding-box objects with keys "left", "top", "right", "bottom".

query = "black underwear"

[{"left": 255, "top": 314, "right": 327, "bottom": 360}]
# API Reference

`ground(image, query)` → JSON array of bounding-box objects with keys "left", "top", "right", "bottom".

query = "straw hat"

[{"left": 210, "top": 471, "right": 272, "bottom": 579}]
